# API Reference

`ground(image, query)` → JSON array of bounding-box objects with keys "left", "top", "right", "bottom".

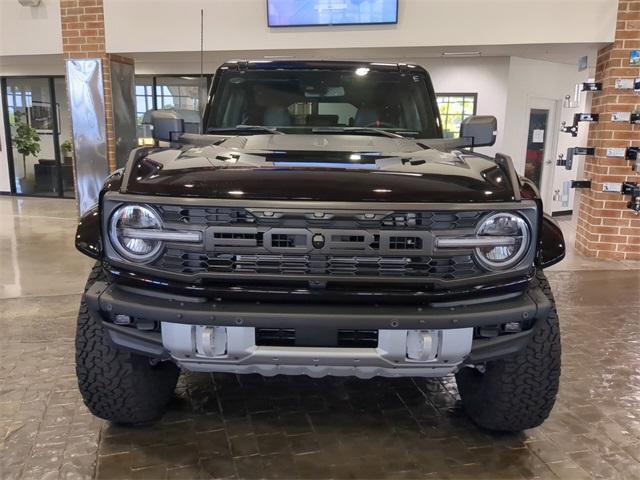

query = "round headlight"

[
  {"left": 109, "top": 204, "right": 163, "bottom": 263},
  {"left": 475, "top": 213, "right": 530, "bottom": 270}
]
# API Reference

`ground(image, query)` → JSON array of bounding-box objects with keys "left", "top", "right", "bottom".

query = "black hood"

[{"left": 123, "top": 134, "right": 518, "bottom": 203}]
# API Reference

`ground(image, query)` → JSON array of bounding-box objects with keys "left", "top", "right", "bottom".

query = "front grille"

[
  {"left": 150, "top": 205, "right": 489, "bottom": 283},
  {"left": 255, "top": 328, "right": 296, "bottom": 346},
  {"left": 157, "top": 251, "right": 479, "bottom": 279},
  {"left": 337, "top": 329, "right": 378, "bottom": 348},
  {"left": 255, "top": 328, "right": 378, "bottom": 348},
  {"left": 160, "top": 207, "right": 254, "bottom": 226},
  {"left": 157, "top": 205, "right": 483, "bottom": 230}
]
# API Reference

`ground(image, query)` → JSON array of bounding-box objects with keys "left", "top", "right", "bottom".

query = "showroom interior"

[{"left": 1, "top": 0, "right": 639, "bottom": 479}]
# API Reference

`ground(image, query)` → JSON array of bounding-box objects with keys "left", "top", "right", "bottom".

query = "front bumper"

[{"left": 86, "top": 281, "right": 550, "bottom": 378}]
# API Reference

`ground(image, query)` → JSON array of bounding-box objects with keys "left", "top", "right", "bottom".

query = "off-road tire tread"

[
  {"left": 76, "top": 263, "right": 179, "bottom": 424},
  {"left": 456, "top": 270, "right": 561, "bottom": 431}
]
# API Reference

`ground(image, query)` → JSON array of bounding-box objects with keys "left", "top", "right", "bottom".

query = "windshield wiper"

[
  {"left": 206, "top": 125, "right": 285, "bottom": 135},
  {"left": 310, "top": 127, "right": 403, "bottom": 139},
  {"left": 387, "top": 129, "right": 420, "bottom": 137}
]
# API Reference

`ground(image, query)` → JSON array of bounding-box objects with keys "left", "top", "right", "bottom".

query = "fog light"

[
  {"left": 114, "top": 314, "right": 131, "bottom": 325},
  {"left": 504, "top": 322, "right": 523, "bottom": 333},
  {"left": 195, "top": 326, "right": 227, "bottom": 357},
  {"left": 406, "top": 330, "right": 439, "bottom": 361}
]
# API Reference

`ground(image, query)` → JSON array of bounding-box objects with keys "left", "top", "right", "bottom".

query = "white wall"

[
  {"left": 503, "top": 56, "right": 595, "bottom": 214},
  {"left": 421, "top": 55, "right": 594, "bottom": 215},
  {"left": 417, "top": 57, "right": 510, "bottom": 156},
  {"left": 103, "top": 0, "right": 617, "bottom": 54},
  {"left": 0, "top": 54, "right": 65, "bottom": 76},
  {"left": 0, "top": 0, "right": 63, "bottom": 56}
]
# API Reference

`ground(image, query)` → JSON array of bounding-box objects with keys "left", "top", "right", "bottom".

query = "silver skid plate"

[{"left": 161, "top": 323, "right": 473, "bottom": 378}]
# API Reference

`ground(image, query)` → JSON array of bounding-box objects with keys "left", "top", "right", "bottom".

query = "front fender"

[
  {"left": 538, "top": 214, "right": 565, "bottom": 268},
  {"left": 75, "top": 205, "right": 101, "bottom": 259},
  {"left": 75, "top": 168, "right": 124, "bottom": 260}
]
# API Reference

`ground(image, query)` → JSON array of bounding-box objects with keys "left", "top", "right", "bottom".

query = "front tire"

[
  {"left": 455, "top": 270, "right": 561, "bottom": 432},
  {"left": 75, "top": 264, "right": 179, "bottom": 424}
]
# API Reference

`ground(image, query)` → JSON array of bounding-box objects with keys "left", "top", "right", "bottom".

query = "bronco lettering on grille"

[{"left": 206, "top": 227, "right": 433, "bottom": 255}]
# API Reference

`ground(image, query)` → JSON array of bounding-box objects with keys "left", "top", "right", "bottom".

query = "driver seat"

[
  {"left": 354, "top": 107, "right": 380, "bottom": 127},
  {"left": 263, "top": 106, "right": 292, "bottom": 126}
]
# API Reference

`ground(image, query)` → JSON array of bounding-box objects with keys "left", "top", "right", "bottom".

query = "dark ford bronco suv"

[{"left": 75, "top": 60, "right": 565, "bottom": 431}]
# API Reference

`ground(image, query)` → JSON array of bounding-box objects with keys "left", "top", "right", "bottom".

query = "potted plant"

[
  {"left": 13, "top": 113, "right": 41, "bottom": 193},
  {"left": 61, "top": 140, "right": 73, "bottom": 164}
]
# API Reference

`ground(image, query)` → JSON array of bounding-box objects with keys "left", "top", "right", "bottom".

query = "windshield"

[{"left": 206, "top": 68, "right": 440, "bottom": 138}]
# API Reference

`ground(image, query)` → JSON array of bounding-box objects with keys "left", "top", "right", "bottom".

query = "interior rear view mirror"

[
  {"left": 459, "top": 115, "right": 497, "bottom": 147},
  {"left": 148, "top": 110, "right": 185, "bottom": 142}
]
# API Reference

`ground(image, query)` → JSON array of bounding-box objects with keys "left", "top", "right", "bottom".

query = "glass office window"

[
  {"left": 135, "top": 77, "right": 154, "bottom": 124},
  {"left": 4, "top": 77, "right": 75, "bottom": 197},
  {"left": 155, "top": 76, "right": 203, "bottom": 112},
  {"left": 135, "top": 75, "right": 210, "bottom": 134},
  {"left": 437, "top": 94, "right": 477, "bottom": 138}
]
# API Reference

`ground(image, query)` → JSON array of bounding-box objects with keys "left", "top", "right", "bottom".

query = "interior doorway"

[
  {"left": 524, "top": 98, "right": 558, "bottom": 214},
  {"left": 1, "top": 76, "right": 75, "bottom": 198}
]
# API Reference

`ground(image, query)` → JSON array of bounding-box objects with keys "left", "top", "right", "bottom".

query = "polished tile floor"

[{"left": 1, "top": 197, "right": 639, "bottom": 479}]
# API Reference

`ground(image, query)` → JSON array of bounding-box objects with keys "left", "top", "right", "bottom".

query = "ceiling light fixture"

[{"left": 442, "top": 51, "right": 482, "bottom": 58}]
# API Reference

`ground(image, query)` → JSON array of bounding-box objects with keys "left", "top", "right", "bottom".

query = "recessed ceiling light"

[{"left": 442, "top": 51, "right": 482, "bottom": 57}]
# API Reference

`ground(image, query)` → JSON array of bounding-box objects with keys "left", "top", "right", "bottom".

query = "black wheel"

[
  {"left": 455, "top": 270, "right": 561, "bottom": 432},
  {"left": 75, "top": 263, "right": 179, "bottom": 424}
]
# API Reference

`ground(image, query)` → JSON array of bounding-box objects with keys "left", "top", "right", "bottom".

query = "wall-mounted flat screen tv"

[{"left": 267, "top": 0, "right": 399, "bottom": 27}]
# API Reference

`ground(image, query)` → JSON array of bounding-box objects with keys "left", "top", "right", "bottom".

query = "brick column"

[
  {"left": 575, "top": 0, "right": 640, "bottom": 260},
  {"left": 60, "top": 0, "right": 133, "bottom": 172}
]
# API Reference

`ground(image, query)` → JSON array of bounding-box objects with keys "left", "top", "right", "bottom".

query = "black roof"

[{"left": 218, "top": 59, "right": 428, "bottom": 75}]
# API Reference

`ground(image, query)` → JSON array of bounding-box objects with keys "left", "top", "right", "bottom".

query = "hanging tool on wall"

[
  {"left": 600, "top": 182, "right": 640, "bottom": 215},
  {"left": 556, "top": 147, "right": 595, "bottom": 170},
  {"left": 571, "top": 180, "right": 592, "bottom": 189},
  {"left": 622, "top": 183, "right": 640, "bottom": 215},
  {"left": 626, "top": 147, "right": 640, "bottom": 171},
  {"left": 581, "top": 82, "right": 602, "bottom": 92},
  {"left": 560, "top": 113, "right": 599, "bottom": 137},
  {"left": 564, "top": 82, "right": 603, "bottom": 108}
]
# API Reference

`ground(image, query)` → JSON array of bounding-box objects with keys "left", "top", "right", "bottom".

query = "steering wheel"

[{"left": 363, "top": 121, "right": 395, "bottom": 128}]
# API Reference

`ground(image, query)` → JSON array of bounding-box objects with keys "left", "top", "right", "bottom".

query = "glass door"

[
  {"left": 524, "top": 99, "right": 558, "bottom": 214},
  {"left": 2, "top": 77, "right": 73, "bottom": 197},
  {"left": 524, "top": 108, "right": 548, "bottom": 189}
]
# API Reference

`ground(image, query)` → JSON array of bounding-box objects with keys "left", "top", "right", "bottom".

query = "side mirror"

[
  {"left": 148, "top": 110, "right": 184, "bottom": 142},
  {"left": 459, "top": 115, "right": 497, "bottom": 147}
]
